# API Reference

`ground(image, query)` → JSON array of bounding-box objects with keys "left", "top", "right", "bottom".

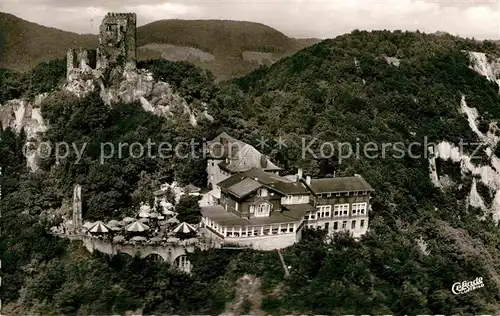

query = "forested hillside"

[
  {"left": 2, "top": 30, "right": 500, "bottom": 314},
  {"left": 0, "top": 12, "right": 319, "bottom": 80},
  {"left": 0, "top": 12, "right": 97, "bottom": 71}
]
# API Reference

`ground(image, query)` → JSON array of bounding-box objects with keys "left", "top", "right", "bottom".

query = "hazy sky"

[{"left": 1, "top": 0, "right": 499, "bottom": 39}]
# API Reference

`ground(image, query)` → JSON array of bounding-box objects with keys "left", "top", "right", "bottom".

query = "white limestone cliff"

[
  {"left": 459, "top": 95, "right": 499, "bottom": 146},
  {"left": 432, "top": 141, "right": 500, "bottom": 222},
  {"left": 429, "top": 93, "right": 500, "bottom": 222},
  {"left": 64, "top": 65, "right": 213, "bottom": 127},
  {"left": 0, "top": 65, "right": 215, "bottom": 171},
  {"left": 384, "top": 56, "right": 400, "bottom": 67},
  {"left": 468, "top": 178, "right": 487, "bottom": 212},
  {"left": 467, "top": 51, "right": 500, "bottom": 93},
  {"left": 0, "top": 93, "right": 48, "bottom": 171}
]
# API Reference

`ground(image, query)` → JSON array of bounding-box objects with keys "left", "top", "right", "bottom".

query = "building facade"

[
  {"left": 305, "top": 176, "right": 373, "bottom": 238},
  {"left": 201, "top": 167, "right": 374, "bottom": 250},
  {"left": 201, "top": 168, "right": 314, "bottom": 250},
  {"left": 205, "top": 132, "right": 281, "bottom": 204}
]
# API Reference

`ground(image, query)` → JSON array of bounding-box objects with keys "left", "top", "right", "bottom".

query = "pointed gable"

[{"left": 207, "top": 133, "right": 281, "bottom": 172}]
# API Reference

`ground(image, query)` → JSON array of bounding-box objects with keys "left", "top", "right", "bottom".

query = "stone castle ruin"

[
  {"left": 67, "top": 13, "right": 137, "bottom": 82},
  {"left": 72, "top": 184, "right": 83, "bottom": 234}
]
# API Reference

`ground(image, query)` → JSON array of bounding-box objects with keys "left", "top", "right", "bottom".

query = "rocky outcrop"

[
  {"left": 0, "top": 64, "right": 214, "bottom": 172},
  {"left": 468, "top": 178, "right": 488, "bottom": 211},
  {"left": 459, "top": 94, "right": 500, "bottom": 146},
  {"left": 431, "top": 140, "right": 500, "bottom": 222},
  {"left": 429, "top": 95, "right": 500, "bottom": 222},
  {"left": 468, "top": 51, "right": 500, "bottom": 92},
  {"left": 0, "top": 93, "right": 47, "bottom": 139},
  {"left": 0, "top": 93, "right": 48, "bottom": 171},
  {"left": 64, "top": 65, "right": 213, "bottom": 127},
  {"left": 384, "top": 56, "right": 400, "bottom": 67}
]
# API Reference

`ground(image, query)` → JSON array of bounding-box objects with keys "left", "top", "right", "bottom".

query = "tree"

[
  {"left": 175, "top": 195, "right": 202, "bottom": 224},
  {"left": 131, "top": 171, "right": 160, "bottom": 207}
]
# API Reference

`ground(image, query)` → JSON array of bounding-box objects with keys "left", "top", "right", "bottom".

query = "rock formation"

[
  {"left": 64, "top": 12, "right": 213, "bottom": 126},
  {"left": 427, "top": 53, "right": 500, "bottom": 222},
  {"left": 0, "top": 12, "right": 214, "bottom": 172}
]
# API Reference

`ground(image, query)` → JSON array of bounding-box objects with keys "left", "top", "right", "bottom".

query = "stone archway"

[
  {"left": 144, "top": 252, "right": 165, "bottom": 262},
  {"left": 173, "top": 254, "right": 192, "bottom": 273},
  {"left": 109, "top": 251, "right": 134, "bottom": 266},
  {"left": 116, "top": 252, "right": 134, "bottom": 258}
]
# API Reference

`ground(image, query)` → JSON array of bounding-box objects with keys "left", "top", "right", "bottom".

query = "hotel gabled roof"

[
  {"left": 308, "top": 176, "right": 374, "bottom": 194},
  {"left": 207, "top": 132, "right": 281, "bottom": 173},
  {"left": 218, "top": 168, "right": 309, "bottom": 199}
]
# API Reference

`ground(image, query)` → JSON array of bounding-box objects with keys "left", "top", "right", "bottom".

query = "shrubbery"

[
  {"left": 0, "top": 58, "right": 66, "bottom": 103},
  {"left": 2, "top": 31, "right": 500, "bottom": 314}
]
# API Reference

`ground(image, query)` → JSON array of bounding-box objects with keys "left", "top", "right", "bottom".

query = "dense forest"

[{"left": 1, "top": 30, "right": 500, "bottom": 314}]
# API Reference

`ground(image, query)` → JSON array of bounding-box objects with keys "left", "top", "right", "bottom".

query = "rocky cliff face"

[
  {"left": 64, "top": 64, "right": 213, "bottom": 126},
  {"left": 0, "top": 65, "right": 214, "bottom": 171},
  {"left": 0, "top": 67, "right": 213, "bottom": 171},
  {"left": 468, "top": 51, "right": 500, "bottom": 92},
  {"left": 427, "top": 52, "right": 500, "bottom": 222},
  {"left": 0, "top": 93, "right": 48, "bottom": 171}
]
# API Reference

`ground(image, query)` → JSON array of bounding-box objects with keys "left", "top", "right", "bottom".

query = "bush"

[{"left": 175, "top": 195, "right": 202, "bottom": 224}]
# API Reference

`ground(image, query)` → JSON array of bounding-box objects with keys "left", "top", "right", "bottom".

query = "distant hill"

[
  {"left": 0, "top": 13, "right": 320, "bottom": 81},
  {"left": 138, "top": 19, "right": 294, "bottom": 56},
  {"left": 0, "top": 12, "right": 97, "bottom": 72}
]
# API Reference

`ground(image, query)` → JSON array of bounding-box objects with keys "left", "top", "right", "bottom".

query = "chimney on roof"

[
  {"left": 260, "top": 154, "right": 267, "bottom": 168},
  {"left": 306, "top": 176, "right": 311, "bottom": 185},
  {"left": 297, "top": 168, "right": 303, "bottom": 180}
]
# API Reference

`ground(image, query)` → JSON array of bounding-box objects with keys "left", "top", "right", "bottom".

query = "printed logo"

[{"left": 452, "top": 277, "right": 484, "bottom": 295}]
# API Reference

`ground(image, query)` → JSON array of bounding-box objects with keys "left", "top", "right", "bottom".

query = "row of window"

[
  {"left": 316, "top": 190, "right": 370, "bottom": 198},
  {"left": 217, "top": 223, "right": 295, "bottom": 237},
  {"left": 308, "top": 219, "right": 366, "bottom": 230},
  {"left": 283, "top": 195, "right": 307, "bottom": 202},
  {"left": 306, "top": 203, "right": 367, "bottom": 220}
]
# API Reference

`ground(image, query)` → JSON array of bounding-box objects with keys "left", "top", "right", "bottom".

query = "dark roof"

[
  {"left": 201, "top": 206, "right": 247, "bottom": 226},
  {"left": 226, "top": 177, "right": 262, "bottom": 198},
  {"left": 217, "top": 173, "right": 256, "bottom": 194},
  {"left": 273, "top": 182, "right": 310, "bottom": 195},
  {"left": 218, "top": 168, "right": 309, "bottom": 199},
  {"left": 282, "top": 203, "right": 316, "bottom": 219},
  {"left": 201, "top": 204, "right": 310, "bottom": 227},
  {"left": 242, "top": 169, "right": 309, "bottom": 195},
  {"left": 308, "top": 176, "right": 374, "bottom": 194},
  {"left": 206, "top": 132, "right": 242, "bottom": 159}
]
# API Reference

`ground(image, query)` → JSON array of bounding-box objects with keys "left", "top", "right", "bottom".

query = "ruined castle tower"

[
  {"left": 66, "top": 48, "right": 97, "bottom": 81},
  {"left": 72, "top": 184, "right": 83, "bottom": 234},
  {"left": 97, "top": 13, "right": 137, "bottom": 71},
  {"left": 66, "top": 12, "right": 137, "bottom": 83}
]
